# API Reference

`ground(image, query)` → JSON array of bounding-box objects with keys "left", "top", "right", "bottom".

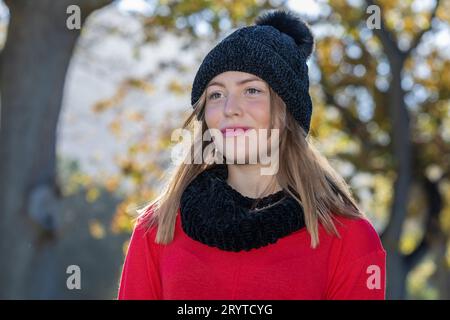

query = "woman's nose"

[{"left": 223, "top": 93, "right": 242, "bottom": 117}]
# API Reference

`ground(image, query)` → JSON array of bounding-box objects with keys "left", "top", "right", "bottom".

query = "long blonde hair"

[{"left": 138, "top": 86, "right": 366, "bottom": 248}]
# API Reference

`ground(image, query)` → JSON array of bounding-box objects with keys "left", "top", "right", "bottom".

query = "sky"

[{"left": 116, "top": 0, "right": 323, "bottom": 17}]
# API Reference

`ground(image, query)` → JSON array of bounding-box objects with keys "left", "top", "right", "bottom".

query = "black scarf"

[{"left": 180, "top": 164, "right": 306, "bottom": 252}]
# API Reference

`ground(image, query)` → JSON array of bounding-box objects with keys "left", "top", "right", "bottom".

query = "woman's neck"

[{"left": 226, "top": 164, "right": 282, "bottom": 199}]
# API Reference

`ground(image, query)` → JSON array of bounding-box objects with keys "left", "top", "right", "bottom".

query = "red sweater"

[{"left": 118, "top": 208, "right": 386, "bottom": 300}]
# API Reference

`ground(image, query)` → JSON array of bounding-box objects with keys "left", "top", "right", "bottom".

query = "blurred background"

[{"left": 0, "top": 0, "right": 449, "bottom": 300}]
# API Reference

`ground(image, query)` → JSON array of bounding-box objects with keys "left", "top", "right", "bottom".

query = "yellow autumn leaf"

[
  {"left": 86, "top": 187, "right": 100, "bottom": 202},
  {"left": 89, "top": 219, "right": 105, "bottom": 239}
]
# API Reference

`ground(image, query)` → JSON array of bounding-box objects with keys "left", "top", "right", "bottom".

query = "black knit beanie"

[{"left": 190, "top": 9, "right": 315, "bottom": 135}]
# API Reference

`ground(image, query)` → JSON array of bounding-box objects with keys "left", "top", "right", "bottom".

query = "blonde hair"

[{"left": 137, "top": 86, "right": 366, "bottom": 248}]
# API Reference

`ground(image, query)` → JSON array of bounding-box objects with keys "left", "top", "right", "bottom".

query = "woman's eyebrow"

[{"left": 207, "top": 77, "right": 264, "bottom": 88}]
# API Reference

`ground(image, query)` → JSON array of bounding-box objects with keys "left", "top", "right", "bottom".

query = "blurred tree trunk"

[
  {"left": 379, "top": 46, "right": 412, "bottom": 300},
  {"left": 0, "top": 0, "right": 111, "bottom": 299},
  {"left": 365, "top": 0, "right": 441, "bottom": 300}
]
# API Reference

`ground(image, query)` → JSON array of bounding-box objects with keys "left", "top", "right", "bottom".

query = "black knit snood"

[{"left": 180, "top": 164, "right": 306, "bottom": 252}]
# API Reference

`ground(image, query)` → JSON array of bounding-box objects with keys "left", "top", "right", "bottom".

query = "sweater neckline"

[
  {"left": 179, "top": 164, "right": 306, "bottom": 252},
  {"left": 210, "top": 163, "right": 288, "bottom": 210}
]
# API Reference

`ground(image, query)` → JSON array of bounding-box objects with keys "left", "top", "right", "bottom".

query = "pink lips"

[{"left": 220, "top": 127, "right": 251, "bottom": 137}]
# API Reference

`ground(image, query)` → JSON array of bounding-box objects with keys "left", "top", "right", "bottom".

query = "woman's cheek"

[
  {"left": 248, "top": 102, "right": 271, "bottom": 128},
  {"left": 205, "top": 105, "right": 221, "bottom": 128}
]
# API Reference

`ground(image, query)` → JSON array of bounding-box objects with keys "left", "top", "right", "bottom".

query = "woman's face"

[{"left": 204, "top": 71, "right": 272, "bottom": 164}]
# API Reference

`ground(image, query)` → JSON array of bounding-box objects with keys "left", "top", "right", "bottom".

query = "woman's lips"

[{"left": 221, "top": 127, "right": 252, "bottom": 137}]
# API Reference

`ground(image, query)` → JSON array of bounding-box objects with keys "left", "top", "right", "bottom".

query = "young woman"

[{"left": 117, "top": 9, "right": 386, "bottom": 300}]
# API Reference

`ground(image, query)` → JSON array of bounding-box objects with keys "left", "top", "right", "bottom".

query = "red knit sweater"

[{"left": 117, "top": 208, "right": 386, "bottom": 300}]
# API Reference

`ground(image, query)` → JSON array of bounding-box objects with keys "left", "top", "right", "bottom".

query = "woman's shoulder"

[
  {"left": 327, "top": 214, "right": 386, "bottom": 261},
  {"left": 131, "top": 204, "right": 160, "bottom": 245},
  {"left": 323, "top": 214, "right": 387, "bottom": 299}
]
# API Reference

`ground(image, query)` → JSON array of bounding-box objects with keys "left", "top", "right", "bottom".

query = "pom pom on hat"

[{"left": 255, "top": 9, "right": 314, "bottom": 58}]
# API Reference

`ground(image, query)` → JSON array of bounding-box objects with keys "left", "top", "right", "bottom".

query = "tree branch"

[
  {"left": 322, "top": 88, "right": 388, "bottom": 155},
  {"left": 405, "top": 0, "right": 441, "bottom": 56},
  {"left": 317, "top": 61, "right": 382, "bottom": 151},
  {"left": 405, "top": 175, "right": 443, "bottom": 268},
  {"left": 364, "top": 0, "right": 406, "bottom": 61}
]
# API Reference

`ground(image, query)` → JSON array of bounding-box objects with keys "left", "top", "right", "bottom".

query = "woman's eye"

[
  {"left": 208, "top": 88, "right": 261, "bottom": 100},
  {"left": 247, "top": 88, "right": 262, "bottom": 95},
  {"left": 208, "top": 92, "right": 222, "bottom": 100}
]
